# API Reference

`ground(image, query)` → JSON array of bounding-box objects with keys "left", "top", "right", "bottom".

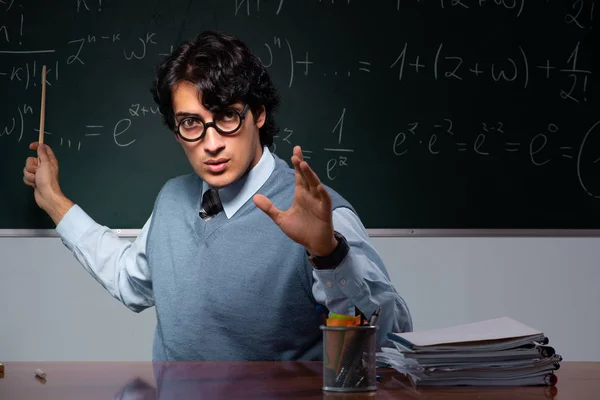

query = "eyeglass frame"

[{"left": 173, "top": 104, "right": 251, "bottom": 142}]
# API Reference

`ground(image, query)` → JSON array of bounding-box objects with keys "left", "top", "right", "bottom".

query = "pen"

[{"left": 368, "top": 308, "right": 381, "bottom": 326}]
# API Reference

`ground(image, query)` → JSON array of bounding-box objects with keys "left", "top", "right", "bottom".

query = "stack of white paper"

[{"left": 377, "top": 317, "right": 561, "bottom": 387}]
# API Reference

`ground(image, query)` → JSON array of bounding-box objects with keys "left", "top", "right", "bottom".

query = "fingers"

[
  {"left": 253, "top": 194, "right": 282, "bottom": 223},
  {"left": 300, "top": 159, "right": 321, "bottom": 189},
  {"left": 30, "top": 141, "right": 57, "bottom": 164},
  {"left": 292, "top": 145, "right": 309, "bottom": 189},
  {"left": 23, "top": 176, "right": 36, "bottom": 188},
  {"left": 291, "top": 145, "right": 324, "bottom": 197},
  {"left": 25, "top": 144, "right": 39, "bottom": 188},
  {"left": 43, "top": 143, "right": 58, "bottom": 165},
  {"left": 292, "top": 154, "right": 309, "bottom": 189},
  {"left": 37, "top": 143, "right": 51, "bottom": 164},
  {"left": 23, "top": 161, "right": 37, "bottom": 188},
  {"left": 23, "top": 169, "right": 36, "bottom": 188},
  {"left": 293, "top": 145, "right": 304, "bottom": 162},
  {"left": 23, "top": 156, "right": 38, "bottom": 188},
  {"left": 291, "top": 145, "right": 331, "bottom": 208},
  {"left": 25, "top": 156, "right": 39, "bottom": 172}
]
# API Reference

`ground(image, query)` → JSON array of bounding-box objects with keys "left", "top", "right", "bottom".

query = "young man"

[{"left": 23, "top": 31, "right": 412, "bottom": 361}]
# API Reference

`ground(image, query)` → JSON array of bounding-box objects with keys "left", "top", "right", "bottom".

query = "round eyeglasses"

[{"left": 174, "top": 104, "right": 250, "bottom": 142}]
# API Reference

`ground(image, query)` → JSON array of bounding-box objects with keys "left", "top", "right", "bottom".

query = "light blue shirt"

[{"left": 56, "top": 147, "right": 412, "bottom": 347}]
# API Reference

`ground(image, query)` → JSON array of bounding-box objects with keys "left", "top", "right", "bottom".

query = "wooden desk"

[{"left": 0, "top": 361, "right": 598, "bottom": 399}]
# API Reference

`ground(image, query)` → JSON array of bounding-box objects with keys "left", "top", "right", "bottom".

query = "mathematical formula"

[
  {"left": 1, "top": 0, "right": 596, "bottom": 201},
  {"left": 391, "top": 118, "right": 600, "bottom": 198},
  {"left": 0, "top": 60, "right": 58, "bottom": 90},
  {"left": 232, "top": 0, "right": 594, "bottom": 30},
  {"left": 0, "top": 102, "right": 158, "bottom": 151},
  {"left": 2, "top": 35, "right": 591, "bottom": 106},
  {"left": 254, "top": 37, "right": 591, "bottom": 103}
]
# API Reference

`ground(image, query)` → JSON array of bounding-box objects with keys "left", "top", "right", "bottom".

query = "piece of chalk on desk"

[{"left": 35, "top": 368, "right": 46, "bottom": 379}]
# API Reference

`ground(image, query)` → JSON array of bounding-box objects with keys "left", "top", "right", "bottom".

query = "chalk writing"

[
  {"left": 438, "top": 0, "right": 526, "bottom": 17},
  {"left": 0, "top": 25, "right": 7, "bottom": 43},
  {"left": 76, "top": 0, "right": 103, "bottom": 12},
  {"left": 124, "top": 33, "right": 157, "bottom": 61},
  {"left": 0, "top": 49, "right": 55, "bottom": 54},
  {"left": 392, "top": 119, "right": 597, "bottom": 170},
  {"left": 0, "top": 104, "right": 32, "bottom": 143},
  {"left": 325, "top": 108, "right": 353, "bottom": 180},
  {"left": 0, "top": 10, "right": 22, "bottom": 44},
  {"left": 113, "top": 118, "right": 135, "bottom": 147},
  {"left": 392, "top": 0, "right": 593, "bottom": 20},
  {"left": 386, "top": 41, "right": 591, "bottom": 102},
  {"left": 66, "top": 33, "right": 156, "bottom": 64},
  {"left": 0, "top": 0, "right": 597, "bottom": 235},
  {"left": 258, "top": 36, "right": 311, "bottom": 87},
  {"left": 128, "top": 104, "right": 160, "bottom": 117},
  {"left": 1, "top": 0, "right": 16, "bottom": 12},
  {"left": 235, "top": 0, "right": 285, "bottom": 16},
  {"left": 84, "top": 125, "right": 103, "bottom": 137},
  {"left": 0, "top": 61, "right": 59, "bottom": 90},
  {"left": 565, "top": 0, "right": 594, "bottom": 29},
  {"left": 577, "top": 120, "right": 600, "bottom": 198}
]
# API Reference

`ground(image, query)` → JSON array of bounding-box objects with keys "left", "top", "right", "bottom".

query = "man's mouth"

[{"left": 205, "top": 159, "right": 229, "bottom": 173}]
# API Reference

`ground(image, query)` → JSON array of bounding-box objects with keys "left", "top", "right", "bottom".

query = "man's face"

[{"left": 171, "top": 81, "right": 265, "bottom": 189}]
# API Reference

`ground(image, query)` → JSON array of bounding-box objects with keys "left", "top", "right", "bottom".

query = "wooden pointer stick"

[{"left": 38, "top": 65, "right": 47, "bottom": 145}]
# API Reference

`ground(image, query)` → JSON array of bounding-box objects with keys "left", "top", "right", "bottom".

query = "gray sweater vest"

[{"left": 146, "top": 155, "right": 354, "bottom": 361}]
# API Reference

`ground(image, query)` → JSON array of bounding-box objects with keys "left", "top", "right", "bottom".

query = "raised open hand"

[{"left": 253, "top": 146, "right": 338, "bottom": 256}]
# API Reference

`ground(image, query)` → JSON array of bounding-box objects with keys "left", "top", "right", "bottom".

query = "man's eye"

[
  {"left": 182, "top": 118, "right": 200, "bottom": 128},
  {"left": 223, "top": 109, "right": 241, "bottom": 120}
]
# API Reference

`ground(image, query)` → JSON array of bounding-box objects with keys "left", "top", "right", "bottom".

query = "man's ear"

[{"left": 254, "top": 105, "right": 266, "bottom": 129}]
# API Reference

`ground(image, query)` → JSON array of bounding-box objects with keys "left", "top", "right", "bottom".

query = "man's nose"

[{"left": 203, "top": 125, "right": 225, "bottom": 154}]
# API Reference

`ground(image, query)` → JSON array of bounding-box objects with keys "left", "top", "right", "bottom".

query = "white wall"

[{"left": 0, "top": 235, "right": 598, "bottom": 361}]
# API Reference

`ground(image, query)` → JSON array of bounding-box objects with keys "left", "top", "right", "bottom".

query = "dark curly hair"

[{"left": 150, "top": 30, "right": 280, "bottom": 147}]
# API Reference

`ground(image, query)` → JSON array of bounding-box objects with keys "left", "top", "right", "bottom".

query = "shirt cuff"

[
  {"left": 55, "top": 204, "right": 97, "bottom": 248},
  {"left": 312, "top": 249, "right": 365, "bottom": 305}
]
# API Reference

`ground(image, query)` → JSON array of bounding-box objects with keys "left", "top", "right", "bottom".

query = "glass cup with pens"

[{"left": 320, "top": 308, "right": 380, "bottom": 392}]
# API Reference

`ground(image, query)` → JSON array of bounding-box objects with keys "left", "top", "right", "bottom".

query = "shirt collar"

[{"left": 201, "top": 146, "right": 275, "bottom": 219}]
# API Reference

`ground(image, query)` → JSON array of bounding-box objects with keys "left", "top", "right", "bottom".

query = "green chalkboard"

[{"left": 1, "top": 0, "right": 599, "bottom": 231}]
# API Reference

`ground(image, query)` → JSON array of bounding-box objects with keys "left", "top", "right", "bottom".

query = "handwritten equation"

[
  {"left": 0, "top": 102, "right": 161, "bottom": 151},
  {"left": 1, "top": 0, "right": 597, "bottom": 204},
  {"left": 66, "top": 32, "right": 158, "bottom": 65},
  {"left": 388, "top": 41, "right": 591, "bottom": 103},
  {"left": 0, "top": 103, "right": 32, "bottom": 143},
  {"left": 233, "top": 0, "right": 530, "bottom": 19},
  {"left": 398, "top": 0, "right": 594, "bottom": 29},
  {"left": 232, "top": 0, "right": 594, "bottom": 30},
  {"left": 0, "top": 60, "right": 58, "bottom": 90},
  {"left": 272, "top": 107, "right": 354, "bottom": 181},
  {"left": 254, "top": 36, "right": 592, "bottom": 103},
  {"left": 391, "top": 118, "right": 600, "bottom": 197},
  {"left": 0, "top": 0, "right": 24, "bottom": 45},
  {"left": 76, "top": 0, "right": 104, "bottom": 12}
]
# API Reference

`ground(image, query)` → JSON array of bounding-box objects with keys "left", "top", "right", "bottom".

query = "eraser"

[
  {"left": 0, "top": 363, "right": 4, "bottom": 378},
  {"left": 35, "top": 368, "right": 46, "bottom": 379}
]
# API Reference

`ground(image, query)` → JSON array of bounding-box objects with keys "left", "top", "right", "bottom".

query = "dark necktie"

[{"left": 199, "top": 188, "right": 223, "bottom": 220}]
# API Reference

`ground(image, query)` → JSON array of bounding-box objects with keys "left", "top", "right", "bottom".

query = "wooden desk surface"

[{"left": 0, "top": 361, "right": 598, "bottom": 399}]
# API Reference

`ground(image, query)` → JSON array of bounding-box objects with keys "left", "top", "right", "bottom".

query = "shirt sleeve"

[
  {"left": 55, "top": 204, "right": 154, "bottom": 313},
  {"left": 311, "top": 207, "right": 413, "bottom": 349}
]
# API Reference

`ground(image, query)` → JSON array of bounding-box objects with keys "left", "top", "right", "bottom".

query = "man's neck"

[{"left": 203, "top": 146, "right": 275, "bottom": 219}]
